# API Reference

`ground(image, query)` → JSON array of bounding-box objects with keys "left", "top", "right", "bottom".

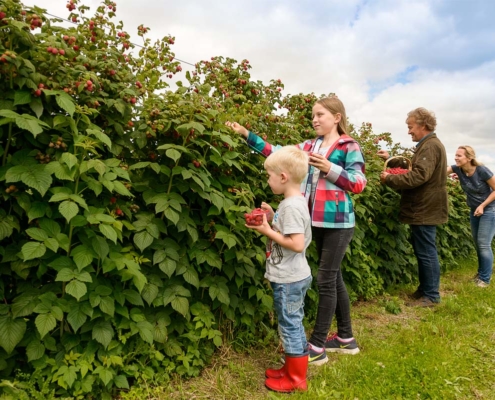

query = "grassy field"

[{"left": 122, "top": 257, "right": 495, "bottom": 399}]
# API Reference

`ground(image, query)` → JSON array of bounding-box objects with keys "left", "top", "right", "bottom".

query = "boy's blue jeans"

[
  {"left": 470, "top": 209, "right": 495, "bottom": 284},
  {"left": 271, "top": 275, "right": 312, "bottom": 355}
]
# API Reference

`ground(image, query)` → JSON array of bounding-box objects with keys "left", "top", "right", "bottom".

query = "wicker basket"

[{"left": 383, "top": 156, "right": 412, "bottom": 172}]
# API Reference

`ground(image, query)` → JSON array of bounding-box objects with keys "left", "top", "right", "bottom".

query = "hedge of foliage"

[{"left": 0, "top": 0, "right": 473, "bottom": 398}]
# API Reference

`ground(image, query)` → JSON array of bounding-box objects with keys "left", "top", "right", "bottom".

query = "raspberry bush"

[{"left": 0, "top": 0, "right": 473, "bottom": 397}]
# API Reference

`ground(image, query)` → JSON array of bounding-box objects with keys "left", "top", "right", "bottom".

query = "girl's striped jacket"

[{"left": 246, "top": 132, "right": 367, "bottom": 229}]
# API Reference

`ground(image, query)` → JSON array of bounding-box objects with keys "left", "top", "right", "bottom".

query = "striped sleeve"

[
  {"left": 325, "top": 141, "right": 367, "bottom": 194},
  {"left": 246, "top": 132, "right": 278, "bottom": 157}
]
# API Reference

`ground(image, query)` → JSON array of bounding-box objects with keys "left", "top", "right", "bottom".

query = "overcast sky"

[{"left": 33, "top": 0, "right": 495, "bottom": 171}]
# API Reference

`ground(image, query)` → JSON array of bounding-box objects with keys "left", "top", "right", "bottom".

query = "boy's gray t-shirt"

[
  {"left": 452, "top": 165, "right": 494, "bottom": 210},
  {"left": 265, "top": 196, "right": 312, "bottom": 284}
]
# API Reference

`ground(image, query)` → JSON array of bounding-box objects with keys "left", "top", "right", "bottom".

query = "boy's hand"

[
  {"left": 260, "top": 202, "right": 274, "bottom": 221},
  {"left": 225, "top": 121, "right": 249, "bottom": 138},
  {"left": 245, "top": 213, "right": 271, "bottom": 235}
]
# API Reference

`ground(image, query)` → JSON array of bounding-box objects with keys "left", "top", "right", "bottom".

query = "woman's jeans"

[
  {"left": 410, "top": 225, "right": 441, "bottom": 302},
  {"left": 470, "top": 209, "right": 495, "bottom": 284},
  {"left": 271, "top": 275, "right": 312, "bottom": 355},
  {"left": 309, "top": 227, "right": 354, "bottom": 348}
]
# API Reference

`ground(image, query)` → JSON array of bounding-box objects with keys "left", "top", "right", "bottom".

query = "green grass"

[{"left": 122, "top": 258, "right": 495, "bottom": 399}]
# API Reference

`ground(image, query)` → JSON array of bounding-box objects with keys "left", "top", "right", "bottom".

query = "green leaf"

[
  {"left": 15, "top": 116, "right": 43, "bottom": 137},
  {"left": 97, "top": 367, "right": 114, "bottom": 386},
  {"left": 123, "top": 290, "right": 144, "bottom": 306},
  {"left": 56, "top": 93, "right": 76, "bottom": 116},
  {"left": 67, "top": 306, "right": 87, "bottom": 333},
  {"left": 25, "top": 227, "right": 49, "bottom": 241},
  {"left": 28, "top": 202, "right": 48, "bottom": 222},
  {"left": 21, "top": 241, "right": 46, "bottom": 261},
  {"left": 99, "top": 296, "right": 115, "bottom": 317},
  {"left": 134, "top": 231, "right": 154, "bottom": 252},
  {"left": 210, "top": 192, "right": 225, "bottom": 211},
  {"left": 0, "top": 315, "right": 27, "bottom": 354},
  {"left": 114, "top": 375, "right": 129, "bottom": 389},
  {"left": 113, "top": 181, "right": 133, "bottom": 197},
  {"left": 184, "top": 121, "right": 205, "bottom": 134},
  {"left": 12, "top": 295, "right": 37, "bottom": 317},
  {"left": 215, "top": 231, "right": 237, "bottom": 248},
  {"left": 50, "top": 306, "right": 64, "bottom": 321},
  {"left": 183, "top": 267, "right": 200, "bottom": 288},
  {"left": 129, "top": 162, "right": 150, "bottom": 170},
  {"left": 60, "top": 153, "right": 78, "bottom": 170},
  {"left": 204, "top": 249, "right": 222, "bottom": 269},
  {"left": 153, "top": 320, "right": 168, "bottom": 343},
  {"left": 0, "top": 216, "right": 18, "bottom": 240},
  {"left": 30, "top": 97, "right": 44, "bottom": 118},
  {"left": 159, "top": 259, "right": 176, "bottom": 277},
  {"left": 59, "top": 201, "right": 79, "bottom": 223},
  {"left": 46, "top": 161, "right": 75, "bottom": 181},
  {"left": 164, "top": 208, "right": 180, "bottom": 225},
  {"left": 4, "top": 165, "right": 25, "bottom": 182},
  {"left": 49, "top": 192, "right": 70, "bottom": 202},
  {"left": 114, "top": 100, "right": 126, "bottom": 116},
  {"left": 136, "top": 321, "right": 154, "bottom": 343},
  {"left": 141, "top": 284, "right": 159, "bottom": 306},
  {"left": 87, "top": 129, "right": 112, "bottom": 148},
  {"left": 66, "top": 280, "right": 87, "bottom": 301},
  {"left": 87, "top": 159, "right": 106, "bottom": 175},
  {"left": 6, "top": 164, "right": 52, "bottom": 196},
  {"left": 0, "top": 110, "right": 20, "bottom": 118},
  {"left": 35, "top": 313, "right": 57, "bottom": 338},
  {"left": 55, "top": 268, "right": 76, "bottom": 282},
  {"left": 39, "top": 219, "right": 61, "bottom": 237},
  {"left": 99, "top": 224, "right": 117, "bottom": 244},
  {"left": 26, "top": 340, "right": 45, "bottom": 362},
  {"left": 75, "top": 271, "right": 92, "bottom": 283},
  {"left": 63, "top": 365, "right": 78, "bottom": 388},
  {"left": 14, "top": 91, "right": 32, "bottom": 106},
  {"left": 171, "top": 297, "right": 189, "bottom": 317},
  {"left": 71, "top": 245, "right": 94, "bottom": 271},
  {"left": 68, "top": 194, "right": 88, "bottom": 210},
  {"left": 92, "top": 235, "right": 110, "bottom": 259},
  {"left": 53, "top": 115, "right": 68, "bottom": 127},
  {"left": 165, "top": 149, "right": 181, "bottom": 162},
  {"left": 92, "top": 320, "right": 114, "bottom": 349},
  {"left": 44, "top": 238, "right": 59, "bottom": 253},
  {"left": 210, "top": 284, "right": 230, "bottom": 306}
]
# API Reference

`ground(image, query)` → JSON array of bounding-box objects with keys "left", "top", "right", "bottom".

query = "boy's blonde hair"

[{"left": 264, "top": 146, "right": 309, "bottom": 184}]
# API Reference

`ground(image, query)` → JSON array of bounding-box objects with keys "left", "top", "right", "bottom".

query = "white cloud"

[{"left": 27, "top": 0, "right": 495, "bottom": 172}]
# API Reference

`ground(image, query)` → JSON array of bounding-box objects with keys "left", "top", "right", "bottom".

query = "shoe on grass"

[
  {"left": 406, "top": 296, "right": 437, "bottom": 307},
  {"left": 408, "top": 289, "right": 424, "bottom": 300},
  {"left": 474, "top": 278, "right": 489, "bottom": 288},
  {"left": 325, "top": 333, "right": 360, "bottom": 355},
  {"left": 472, "top": 273, "right": 479, "bottom": 282},
  {"left": 307, "top": 343, "right": 328, "bottom": 366}
]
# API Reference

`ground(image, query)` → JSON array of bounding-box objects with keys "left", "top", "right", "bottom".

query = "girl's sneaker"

[
  {"left": 307, "top": 343, "right": 328, "bottom": 366},
  {"left": 325, "top": 333, "right": 360, "bottom": 355}
]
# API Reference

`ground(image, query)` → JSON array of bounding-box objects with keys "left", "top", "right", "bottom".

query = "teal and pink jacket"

[{"left": 246, "top": 132, "right": 367, "bottom": 229}]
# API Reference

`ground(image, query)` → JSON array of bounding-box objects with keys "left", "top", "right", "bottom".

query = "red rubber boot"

[
  {"left": 265, "top": 353, "right": 308, "bottom": 392},
  {"left": 265, "top": 363, "right": 286, "bottom": 379}
]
